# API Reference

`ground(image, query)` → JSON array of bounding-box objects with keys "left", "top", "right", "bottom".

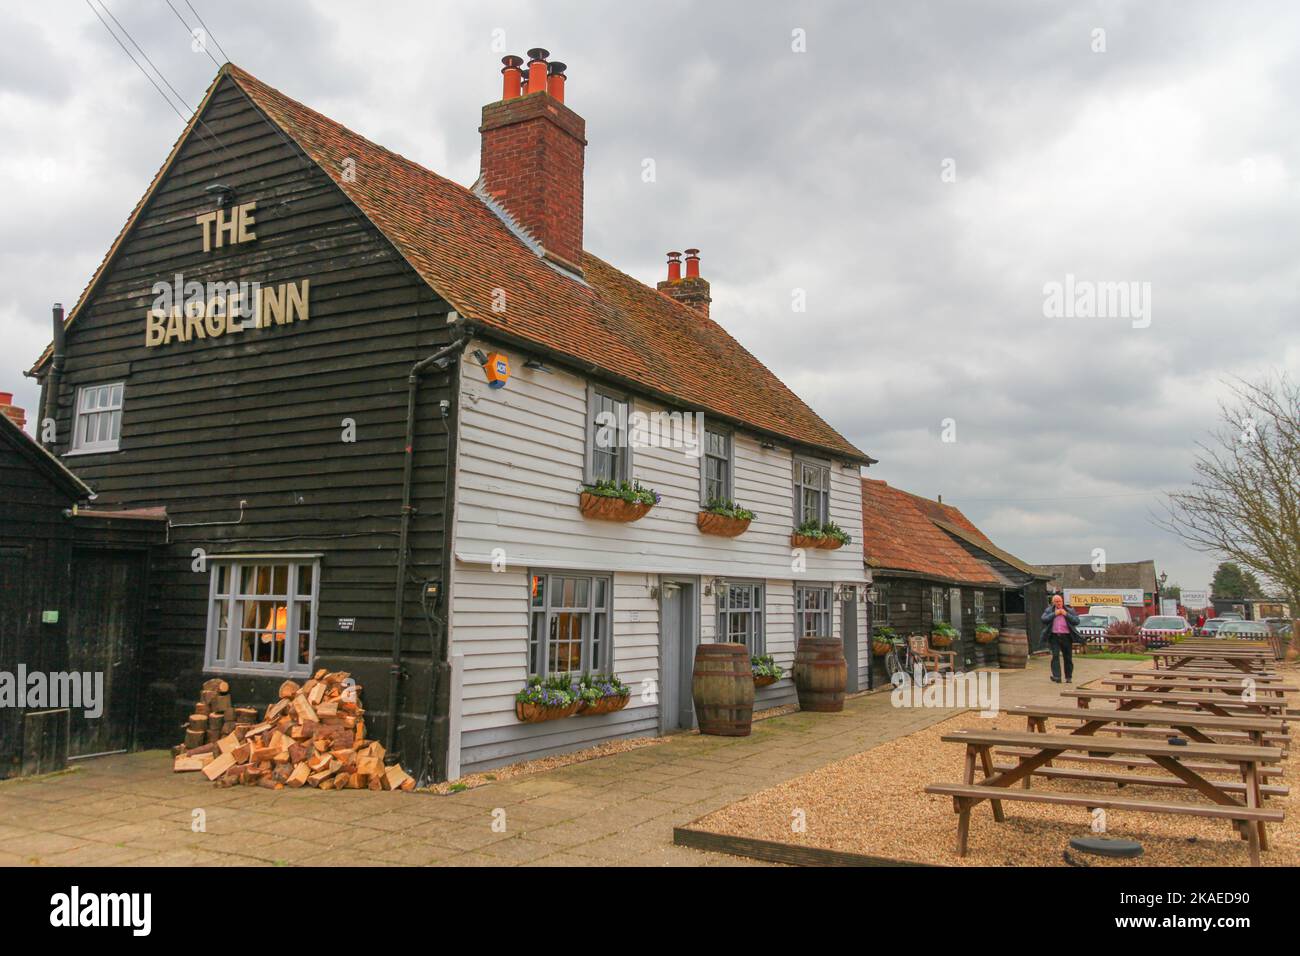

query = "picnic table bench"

[
  {"left": 1107, "top": 667, "right": 1285, "bottom": 684},
  {"left": 1101, "top": 676, "right": 1296, "bottom": 697},
  {"left": 1151, "top": 647, "right": 1274, "bottom": 673},
  {"left": 925, "top": 728, "right": 1284, "bottom": 865}
]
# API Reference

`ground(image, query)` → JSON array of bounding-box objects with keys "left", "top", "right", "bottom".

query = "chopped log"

[
  {"left": 292, "top": 695, "right": 318, "bottom": 724},
  {"left": 202, "top": 752, "right": 237, "bottom": 781},
  {"left": 278, "top": 680, "right": 300, "bottom": 700},
  {"left": 316, "top": 700, "right": 339, "bottom": 718},
  {"left": 231, "top": 744, "right": 251, "bottom": 764},
  {"left": 184, "top": 729, "right": 207, "bottom": 749},
  {"left": 217, "top": 732, "right": 241, "bottom": 755},
  {"left": 307, "top": 682, "right": 327, "bottom": 706},
  {"left": 187, "top": 714, "right": 208, "bottom": 732},
  {"left": 265, "top": 698, "right": 290, "bottom": 721},
  {"left": 213, "top": 694, "right": 233, "bottom": 715},
  {"left": 286, "top": 763, "right": 310, "bottom": 788},
  {"left": 233, "top": 706, "right": 259, "bottom": 724},
  {"left": 173, "top": 753, "right": 214, "bottom": 772},
  {"left": 207, "top": 713, "right": 224, "bottom": 732}
]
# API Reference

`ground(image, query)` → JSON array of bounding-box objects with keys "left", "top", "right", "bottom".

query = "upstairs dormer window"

[
  {"left": 586, "top": 386, "right": 631, "bottom": 483},
  {"left": 71, "top": 382, "right": 124, "bottom": 453},
  {"left": 794, "top": 458, "right": 830, "bottom": 526}
]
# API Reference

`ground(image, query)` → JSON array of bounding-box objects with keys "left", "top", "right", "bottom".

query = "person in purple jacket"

[{"left": 1040, "top": 593, "right": 1079, "bottom": 683}]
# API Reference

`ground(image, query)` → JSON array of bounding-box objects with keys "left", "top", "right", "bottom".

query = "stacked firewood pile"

[{"left": 171, "top": 670, "right": 414, "bottom": 791}]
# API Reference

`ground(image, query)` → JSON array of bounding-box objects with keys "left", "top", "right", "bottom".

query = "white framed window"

[
  {"left": 974, "top": 591, "right": 986, "bottom": 623},
  {"left": 701, "top": 424, "right": 733, "bottom": 505},
  {"left": 528, "top": 571, "right": 612, "bottom": 677},
  {"left": 586, "top": 386, "right": 631, "bottom": 484},
  {"left": 930, "top": 586, "right": 946, "bottom": 625},
  {"left": 796, "top": 585, "right": 833, "bottom": 637},
  {"left": 872, "top": 582, "right": 892, "bottom": 625},
  {"left": 794, "top": 458, "right": 830, "bottom": 526},
  {"left": 71, "top": 382, "right": 124, "bottom": 453},
  {"left": 206, "top": 559, "right": 319, "bottom": 676},
  {"left": 717, "top": 581, "right": 765, "bottom": 654}
]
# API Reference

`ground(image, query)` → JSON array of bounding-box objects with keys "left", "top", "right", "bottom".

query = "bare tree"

[{"left": 1158, "top": 375, "right": 1300, "bottom": 651}]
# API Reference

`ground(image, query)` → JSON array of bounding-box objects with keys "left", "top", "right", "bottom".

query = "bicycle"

[{"left": 883, "top": 637, "right": 936, "bottom": 687}]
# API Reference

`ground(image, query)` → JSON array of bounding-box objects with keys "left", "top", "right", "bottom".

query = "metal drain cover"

[{"left": 1070, "top": 836, "right": 1143, "bottom": 858}]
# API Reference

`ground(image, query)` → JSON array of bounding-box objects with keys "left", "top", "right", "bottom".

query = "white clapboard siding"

[
  {"left": 454, "top": 341, "right": 866, "bottom": 580},
  {"left": 450, "top": 339, "right": 869, "bottom": 772}
]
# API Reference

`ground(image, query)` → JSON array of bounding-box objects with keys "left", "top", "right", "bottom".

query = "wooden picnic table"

[
  {"left": 1107, "top": 667, "right": 1285, "bottom": 684},
  {"left": 925, "top": 729, "right": 1284, "bottom": 865},
  {"left": 1151, "top": 646, "right": 1273, "bottom": 674},
  {"left": 1063, "top": 687, "right": 1289, "bottom": 717},
  {"left": 1102, "top": 676, "right": 1296, "bottom": 697},
  {"left": 1006, "top": 703, "right": 1289, "bottom": 750}
]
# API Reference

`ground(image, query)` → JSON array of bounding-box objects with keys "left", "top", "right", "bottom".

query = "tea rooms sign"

[{"left": 144, "top": 201, "right": 310, "bottom": 347}]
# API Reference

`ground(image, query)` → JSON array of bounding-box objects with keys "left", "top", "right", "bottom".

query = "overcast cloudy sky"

[{"left": 3, "top": 1, "right": 1297, "bottom": 594}]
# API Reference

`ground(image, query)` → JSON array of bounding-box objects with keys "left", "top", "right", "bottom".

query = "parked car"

[
  {"left": 1201, "top": 617, "right": 1233, "bottom": 637},
  {"left": 1217, "top": 621, "right": 1272, "bottom": 640},
  {"left": 1262, "top": 618, "right": 1293, "bottom": 638},
  {"left": 1087, "top": 605, "right": 1133, "bottom": 626},
  {"left": 1139, "top": 615, "right": 1192, "bottom": 648},
  {"left": 1075, "top": 614, "right": 1113, "bottom": 645}
]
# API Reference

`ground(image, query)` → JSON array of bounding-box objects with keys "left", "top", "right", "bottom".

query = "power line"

[
  {"left": 164, "top": 0, "right": 220, "bottom": 70},
  {"left": 185, "top": 0, "right": 230, "bottom": 64}
]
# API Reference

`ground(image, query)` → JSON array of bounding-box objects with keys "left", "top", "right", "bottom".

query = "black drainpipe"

[
  {"left": 386, "top": 326, "right": 471, "bottom": 764},
  {"left": 42, "top": 303, "right": 66, "bottom": 446}
]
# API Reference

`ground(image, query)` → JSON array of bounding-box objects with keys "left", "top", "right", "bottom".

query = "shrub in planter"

[
  {"left": 790, "top": 519, "right": 852, "bottom": 550},
  {"left": 575, "top": 673, "right": 631, "bottom": 716},
  {"left": 1104, "top": 620, "right": 1143, "bottom": 652},
  {"left": 697, "top": 499, "right": 756, "bottom": 537},
  {"left": 974, "top": 623, "right": 998, "bottom": 644},
  {"left": 872, "top": 626, "right": 900, "bottom": 656},
  {"left": 751, "top": 654, "right": 783, "bottom": 687},
  {"left": 515, "top": 674, "right": 579, "bottom": 722},
  {"left": 930, "top": 622, "right": 959, "bottom": 647},
  {"left": 579, "top": 479, "right": 660, "bottom": 522}
]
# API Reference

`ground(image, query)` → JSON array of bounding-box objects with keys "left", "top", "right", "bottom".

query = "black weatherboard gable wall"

[{"left": 33, "top": 73, "right": 460, "bottom": 769}]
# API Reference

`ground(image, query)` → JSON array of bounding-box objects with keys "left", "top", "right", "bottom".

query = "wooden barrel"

[
  {"left": 692, "top": 642, "right": 754, "bottom": 736},
  {"left": 793, "top": 637, "right": 847, "bottom": 712},
  {"left": 997, "top": 627, "right": 1028, "bottom": 669}
]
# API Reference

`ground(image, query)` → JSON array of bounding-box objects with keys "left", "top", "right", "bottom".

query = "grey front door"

[
  {"left": 659, "top": 578, "right": 697, "bottom": 732},
  {"left": 842, "top": 595, "right": 859, "bottom": 693}
]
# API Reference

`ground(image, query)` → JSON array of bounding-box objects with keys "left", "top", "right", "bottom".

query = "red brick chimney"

[
  {"left": 479, "top": 49, "right": 586, "bottom": 274},
  {"left": 0, "top": 392, "right": 27, "bottom": 431},
  {"left": 657, "top": 249, "right": 712, "bottom": 318}
]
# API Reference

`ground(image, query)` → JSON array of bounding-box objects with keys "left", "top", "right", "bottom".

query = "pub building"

[
  {"left": 860, "top": 478, "right": 1051, "bottom": 680},
  {"left": 24, "top": 53, "right": 873, "bottom": 781}
]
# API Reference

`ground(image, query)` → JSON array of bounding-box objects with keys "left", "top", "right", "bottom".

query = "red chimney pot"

[
  {"left": 526, "top": 48, "right": 550, "bottom": 94},
  {"left": 666, "top": 251, "right": 682, "bottom": 282},
  {"left": 501, "top": 55, "right": 524, "bottom": 100},
  {"left": 684, "top": 248, "right": 701, "bottom": 278},
  {"left": 546, "top": 61, "right": 567, "bottom": 103}
]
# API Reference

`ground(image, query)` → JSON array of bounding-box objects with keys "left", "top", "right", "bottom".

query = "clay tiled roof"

[
  {"left": 859, "top": 479, "right": 1002, "bottom": 585},
  {"left": 32, "top": 64, "right": 868, "bottom": 463},
  {"left": 1038, "top": 561, "right": 1159, "bottom": 593}
]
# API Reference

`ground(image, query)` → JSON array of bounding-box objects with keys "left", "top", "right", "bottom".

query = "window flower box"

[
  {"left": 974, "top": 625, "right": 999, "bottom": 644},
  {"left": 790, "top": 533, "right": 823, "bottom": 549},
  {"left": 817, "top": 537, "right": 845, "bottom": 551},
  {"left": 515, "top": 699, "right": 580, "bottom": 723},
  {"left": 751, "top": 654, "right": 783, "bottom": 687},
  {"left": 697, "top": 500, "right": 755, "bottom": 538},
  {"left": 574, "top": 673, "right": 632, "bottom": 716},
  {"left": 791, "top": 520, "right": 852, "bottom": 550},
  {"left": 930, "top": 623, "right": 959, "bottom": 648},
  {"left": 579, "top": 480, "right": 659, "bottom": 523}
]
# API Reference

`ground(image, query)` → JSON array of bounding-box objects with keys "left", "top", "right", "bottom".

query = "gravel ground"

[{"left": 692, "top": 666, "right": 1299, "bottom": 867}]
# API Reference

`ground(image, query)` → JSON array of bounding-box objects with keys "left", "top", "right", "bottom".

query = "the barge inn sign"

[{"left": 144, "top": 200, "right": 310, "bottom": 347}]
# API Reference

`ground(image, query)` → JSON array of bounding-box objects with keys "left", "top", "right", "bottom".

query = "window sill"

[
  {"left": 204, "top": 666, "right": 312, "bottom": 679},
  {"left": 63, "top": 446, "right": 121, "bottom": 457}
]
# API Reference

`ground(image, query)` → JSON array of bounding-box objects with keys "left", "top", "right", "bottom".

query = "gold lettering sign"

[{"left": 144, "top": 200, "right": 311, "bottom": 347}]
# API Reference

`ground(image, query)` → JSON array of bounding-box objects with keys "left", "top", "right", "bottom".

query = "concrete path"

[{"left": 0, "top": 656, "right": 1117, "bottom": 867}]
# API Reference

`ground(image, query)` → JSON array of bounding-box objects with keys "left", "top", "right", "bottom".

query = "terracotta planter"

[
  {"left": 697, "top": 511, "right": 752, "bottom": 537},
  {"left": 753, "top": 674, "right": 778, "bottom": 688},
  {"left": 515, "top": 700, "right": 580, "bottom": 723},
  {"left": 579, "top": 491, "right": 653, "bottom": 523},
  {"left": 974, "top": 630, "right": 998, "bottom": 644},
  {"left": 930, "top": 633, "right": 953, "bottom": 648},
  {"left": 790, "top": 533, "right": 823, "bottom": 549},
  {"left": 577, "top": 693, "right": 631, "bottom": 716},
  {"left": 816, "top": 537, "right": 846, "bottom": 550},
  {"left": 872, "top": 640, "right": 894, "bottom": 657}
]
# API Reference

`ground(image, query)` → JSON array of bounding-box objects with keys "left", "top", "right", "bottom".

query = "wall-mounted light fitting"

[{"left": 205, "top": 183, "right": 237, "bottom": 208}]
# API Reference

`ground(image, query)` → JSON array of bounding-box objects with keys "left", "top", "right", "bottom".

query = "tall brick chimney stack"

[
  {"left": 479, "top": 49, "right": 587, "bottom": 274},
  {"left": 0, "top": 392, "right": 27, "bottom": 431},
  {"left": 657, "top": 249, "right": 712, "bottom": 318}
]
